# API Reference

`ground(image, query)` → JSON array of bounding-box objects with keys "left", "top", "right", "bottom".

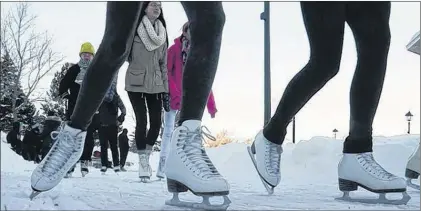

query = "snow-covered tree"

[{"left": 0, "top": 53, "right": 36, "bottom": 132}]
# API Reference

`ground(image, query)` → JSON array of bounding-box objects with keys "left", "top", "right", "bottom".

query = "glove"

[
  {"left": 210, "top": 113, "right": 216, "bottom": 119},
  {"left": 117, "top": 114, "right": 125, "bottom": 123},
  {"left": 163, "top": 93, "right": 170, "bottom": 112}
]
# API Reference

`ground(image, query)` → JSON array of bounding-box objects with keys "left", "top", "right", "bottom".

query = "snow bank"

[{"left": 1, "top": 134, "right": 419, "bottom": 210}]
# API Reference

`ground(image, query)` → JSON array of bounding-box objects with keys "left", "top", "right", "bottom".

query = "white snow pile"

[{"left": 1, "top": 132, "right": 420, "bottom": 210}]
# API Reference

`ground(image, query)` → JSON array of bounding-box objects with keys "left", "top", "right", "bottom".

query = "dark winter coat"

[
  {"left": 58, "top": 64, "right": 81, "bottom": 120},
  {"left": 22, "top": 128, "right": 42, "bottom": 161},
  {"left": 118, "top": 133, "right": 129, "bottom": 151},
  {"left": 39, "top": 116, "right": 62, "bottom": 159},
  {"left": 99, "top": 94, "right": 126, "bottom": 126},
  {"left": 6, "top": 122, "right": 22, "bottom": 153}
]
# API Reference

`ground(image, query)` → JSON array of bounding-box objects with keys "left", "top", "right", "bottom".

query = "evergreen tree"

[
  {"left": 0, "top": 53, "right": 36, "bottom": 131},
  {"left": 40, "top": 62, "right": 73, "bottom": 120}
]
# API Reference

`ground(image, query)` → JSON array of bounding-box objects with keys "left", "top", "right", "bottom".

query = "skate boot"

[
  {"left": 156, "top": 156, "right": 166, "bottom": 179},
  {"left": 138, "top": 149, "right": 152, "bottom": 182},
  {"left": 113, "top": 166, "right": 121, "bottom": 173},
  {"left": 165, "top": 120, "right": 231, "bottom": 210},
  {"left": 405, "top": 143, "right": 420, "bottom": 190},
  {"left": 100, "top": 166, "right": 107, "bottom": 174},
  {"left": 63, "top": 171, "right": 73, "bottom": 178},
  {"left": 80, "top": 160, "right": 89, "bottom": 177},
  {"left": 336, "top": 152, "right": 410, "bottom": 205},
  {"left": 30, "top": 123, "right": 86, "bottom": 200},
  {"left": 247, "top": 130, "right": 282, "bottom": 195},
  {"left": 120, "top": 166, "right": 127, "bottom": 172}
]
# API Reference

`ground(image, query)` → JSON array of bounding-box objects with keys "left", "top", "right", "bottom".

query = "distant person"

[
  {"left": 124, "top": 1, "right": 169, "bottom": 182},
  {"left": 7, "top": 121, "right": 22, "bottom": 155},
  {"left": 58, "top": 42, "right": 100, "bottom": 178},
  {"left": 156, "top": 21, "right": 218, "bottom": 179},
  {"left": 98, "top": 89, "right": 126, "bottom": 173},
  {"left": 22, "top": 125, "right": 42, "bottom": 163},
  {"left": 118, "top": 128, "right": 130, "bottom": 171},
  {"left": 39, "top": 111, "right": 62, "bottom": 160}
]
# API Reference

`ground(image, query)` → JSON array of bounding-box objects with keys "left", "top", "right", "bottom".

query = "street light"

[
  {"left": 292, "top": 116, "right": 296, "bottom": 144},
  {"left": 333, "top": 128, "right": 338, "bottom": 139},
  {"left": 405, "top": 111, "right": 413, "bottom": 134},
  {"left": 261, "top": 1, "right": 271, "bottom": 125}
]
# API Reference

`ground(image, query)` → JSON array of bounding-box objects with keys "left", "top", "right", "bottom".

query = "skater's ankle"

[
  {"left": 343, "top": 136, "right": 373, "bottom": 153},
  {"left": 262, "top": 128, "right": 284, "bottom": 145},
  {"left": 67, "top": 121, "right": 87, "bottom": 131}
]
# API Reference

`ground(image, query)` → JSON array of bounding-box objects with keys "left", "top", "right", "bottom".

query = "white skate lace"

[
  {"left": 41, "top": 129, "right": 79, "bottom": 177},
  {"left": 358, "top": 153, "right": 396, "bottom": 180},
  {"left": 266, "top": 143, "right": 282, "bottom": 175},
  {"left": 178, "top": 126, "right": 220, "bottom": 179},
  {"left": 158, "top": 157, "right": 166, "bottom": 173}
]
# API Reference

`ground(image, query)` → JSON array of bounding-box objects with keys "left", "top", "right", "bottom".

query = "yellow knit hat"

[{"left": 79, "top": 42, "right": 95, "bottom": 56}]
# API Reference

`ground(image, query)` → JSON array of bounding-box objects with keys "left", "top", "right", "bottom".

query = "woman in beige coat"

[{"left": 125, "top": 1, "right": 169, "bottom": 182}]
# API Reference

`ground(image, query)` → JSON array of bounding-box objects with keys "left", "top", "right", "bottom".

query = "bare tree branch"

[{"left": 1, "top": 2, "right": 64, "bottom": 121}]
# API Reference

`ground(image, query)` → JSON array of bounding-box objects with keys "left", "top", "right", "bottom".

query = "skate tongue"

[{"left": 181, "top": 120, "right": 201, "bottom": 131}]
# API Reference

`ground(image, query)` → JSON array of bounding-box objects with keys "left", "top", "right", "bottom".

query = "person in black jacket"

[
  {"left": 118, "top": 128, "right": 130, "bottom": 171},
  {"left": 7, "top": 121, "right": 22, "bottom": 155},
  {"left": 98, "top": 90, "right": 126, "bottom": 173},
  {"left": 39, "top": 111, "right": 62, "bottom": 160},
  {"left": 59, "top": 42, "right": 100, "bottom": 178},
  {"left": 22, "top": 125, "right": 42, "bottom": 163}
]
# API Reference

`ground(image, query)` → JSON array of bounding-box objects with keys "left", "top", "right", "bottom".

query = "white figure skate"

[
  {"left": 165, "top": 120, "right": 231, "bottom": 210},
  {"left": 405, "top": 143, "right": 420, "bottom": 190},
  {"left": 336, "top": 152, "right": 410, "bottom": 205},
  {"left": 138, "top": 149, "right": 152, "bottom": 183},
  {"left": 30, "top": 123, "right": 86, "bottom": 200},
  {"left": 247, "top": 131, "right": 282, "bottom": 195}
]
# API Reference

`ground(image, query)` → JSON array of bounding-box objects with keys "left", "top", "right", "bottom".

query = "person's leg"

[
  {"left": 145, "top": 94, "right": 163, "bottom": 148},
  {"left": 127, "top": 92, "right": 147, "bottom": 150},
  {"left": 157, "top": 109, "right": 176, "bottom": 178},
  {"left": 120, "top": 147, "right": 128, "bottom": 168},
  {"left": 337, "top": 2, "right": 407, "bottom": 198},
  {"left": 98, "top": 126, "right": 109, "bottom": 168},
  {"left": 343, "top": 2, "right": 391, "bottom": 153},
  {"left": 30, "top": 2, "right": 142, "bottom": 194},
  {"left": 160, "top": 110, "right": 177, "bottom": 158},
  {"left": 80, "top": 122, "right": 95, "bottom": 161},
  {"left": 263, "top": 2, "right": 347, "bottom": 145},
  {"left": 108, "top": 125, "right": 120, "bottom": 168},
  {"left": 250, "top": 2, "right": 347, "bottom": 193},
  {"left": 69, "top": 2, "right": 142, "bottom": 131},
  {"left": 177, "top": 2, "right": 226, "bottom": 124},
  {"left": 165, "top": 2, "right": 230, "bottom": 202}
]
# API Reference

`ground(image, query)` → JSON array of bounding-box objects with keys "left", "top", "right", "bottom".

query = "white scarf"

[{"left": 137, "top": 16, "right": 166, "bottom": 51}]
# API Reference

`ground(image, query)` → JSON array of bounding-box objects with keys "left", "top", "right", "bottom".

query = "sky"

[{"left": 1, "top": 1, "right": 420, "bottom": 143}]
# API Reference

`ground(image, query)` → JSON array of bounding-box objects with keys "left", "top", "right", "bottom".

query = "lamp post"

[
  {"left": 405, "top": 111, "right": 413, "bottom": 134},
  {"left": 261, "top": 1, "right": 271, "bottom": 125},
  {"left": 292, "top": 116, "right": 296, "bottom": 144},
  {"left": 333, "top": 128, "right": 338, "bottom": 139}
]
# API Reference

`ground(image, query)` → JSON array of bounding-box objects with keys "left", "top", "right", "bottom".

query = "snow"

[{"left": 1, "top": 132, "right": 420, "bottom": 210}]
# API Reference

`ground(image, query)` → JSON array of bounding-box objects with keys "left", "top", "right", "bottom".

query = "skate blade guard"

[
  {"left": 165, "top": 179, "right": 231, "bottom": 210},
  {"left": 247, "top": 145, "right": 275, "bottom": 195},
  {"left": 335, "top": 178, "right": 411, "bottom": 205}
]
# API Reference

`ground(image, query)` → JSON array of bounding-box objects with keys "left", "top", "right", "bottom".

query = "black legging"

[
  {"left": 67, "top": 2, "right": 225, "bottom": 135},
  {"left": 99, "top": 124, "right": 119, "bottom": 167},
  {"left": 263, "top": 2, "right": 391, "bottom": 154},
  {"left": 128, "top": 92, "right": 162, "bottom": 150}
]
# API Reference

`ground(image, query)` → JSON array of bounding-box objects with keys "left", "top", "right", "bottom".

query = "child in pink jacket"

[{"left": 157, "top": 22, "right": 218, "bottom": 179}]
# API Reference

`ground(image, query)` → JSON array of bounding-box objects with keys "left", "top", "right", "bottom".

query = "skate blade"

[
  {"left": 407, "top": 179, "right": 420, "bottom": 190},
  {"left": 335, "top": 191, "right": 411, "bottom": 205},
  {"left": 29, "top": 190, "right": 41, "bottom": 200},
  {"left": 247, "top": 146, "right": 275, "bottom": 195},
  {"left": 165, "top": 194, "right": 231, "bottom": 211}
]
